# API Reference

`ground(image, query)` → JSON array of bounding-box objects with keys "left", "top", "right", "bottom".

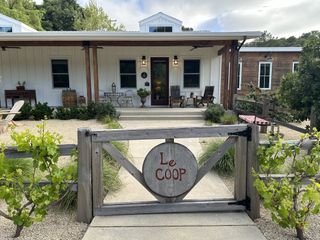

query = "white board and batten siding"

[{"left": 0, "top": 46, "right": 222, "bottom": 107}]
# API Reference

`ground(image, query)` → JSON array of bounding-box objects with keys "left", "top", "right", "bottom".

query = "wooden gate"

[{"left": 77, "top": 124, "right": 260, "bottom": 223}]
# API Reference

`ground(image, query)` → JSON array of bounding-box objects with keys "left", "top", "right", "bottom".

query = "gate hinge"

[
  {"left": 228, "top": 126, "right": 252, "bottom": 141},
  {"left": 229, "top": 197, "right": 251, "bottom": 210}
]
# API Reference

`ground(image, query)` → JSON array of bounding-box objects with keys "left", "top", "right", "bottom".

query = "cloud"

[{"left": 34, "top": 0, "right": 320, "bottom": 37}]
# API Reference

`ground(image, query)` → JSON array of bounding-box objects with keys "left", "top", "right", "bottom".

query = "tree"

[
  {"left": 245, "top": 30, "right": 317, "bottom": 47},
  {"left": 0, "top": 0, "right": 43, "bottom": 30},
  {"left": 254, "top": 131, "right": 320, "bottom": 240},
  {"left": 278, "top": 31, "right": 320, "bottom": 129},
  {"left": 0, "top": 122, "right": 73, "bottom": 237},
  {"left": 75, "top": 0, "right": 124, "bottom": 31},
  {"left": 41, "top": 0, "right": 83, "bottom": 31}
]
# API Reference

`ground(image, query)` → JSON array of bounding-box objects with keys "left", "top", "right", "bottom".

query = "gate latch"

[{"left": 228, "top": 126, "right": 252, "bottom": 141}]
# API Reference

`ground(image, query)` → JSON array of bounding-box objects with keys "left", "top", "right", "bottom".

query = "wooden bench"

[{"left": 239, "top": 115, "right": 270, "bottom": 133}]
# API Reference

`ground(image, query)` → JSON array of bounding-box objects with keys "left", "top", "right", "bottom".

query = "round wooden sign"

[{"left": 143, "top": 142, "right": 198, "bottom": 198}]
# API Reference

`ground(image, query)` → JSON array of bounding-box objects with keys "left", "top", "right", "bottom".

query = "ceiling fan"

[
  {"left": 189, "top": 45, "right": 213, "bottom": 51},
  {"left": 1, "top": 46, "right": 21, "bottom": 51}
]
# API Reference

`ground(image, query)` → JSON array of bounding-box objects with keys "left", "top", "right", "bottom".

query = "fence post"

[
  {"left": 247, "top": 124, "right": 260, "bottom": 220},
  {"left": 77, "top": 128, "right": 93, "bottom": 223},
  {"left": 92, "top": 142, "right": 103, "bottom": 209},
  {"left": 234, "top": 136, "right": 247, "bottom": 201}
]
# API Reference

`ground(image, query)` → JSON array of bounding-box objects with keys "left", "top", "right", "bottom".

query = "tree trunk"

[
  {"left": 296, "top": 226, "right": 305, "bottom": 240},
  {"left": 13, "top": 225, "right": 24, "bottom": 238},
  {"left": 310, "top": 106, "right": 320, "bottom": 130}
]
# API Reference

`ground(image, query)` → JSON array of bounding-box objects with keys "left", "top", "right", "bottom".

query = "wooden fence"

[
  {"left": 234, "top": 97, "right": 308, "bottom": 133},
  {"left": 3, "top": 144, "right": 78, "bottom": 191},
  {"left": 77, "top": 124, "right": 261, "bottom": 224}
]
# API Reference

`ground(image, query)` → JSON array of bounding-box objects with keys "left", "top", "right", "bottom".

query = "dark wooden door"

[{"left": 151, "top": 57, "right": 169, "bottom": 105}]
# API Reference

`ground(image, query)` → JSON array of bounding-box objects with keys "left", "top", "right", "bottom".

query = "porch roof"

[{"left": 0, "top": 31, "right": 261, "bottom": 46}]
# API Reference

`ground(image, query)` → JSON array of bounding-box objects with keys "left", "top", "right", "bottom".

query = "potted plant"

[
  {"left": 16, "top": 81, "right": 26, "bottom": 90},
  {"left": 137, "top": 88, "right": 151, "bottom": 107}
]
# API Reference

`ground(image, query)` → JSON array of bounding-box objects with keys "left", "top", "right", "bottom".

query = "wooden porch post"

[
  {"left": 223, "top": 44, "right": 230, "bottom": 109},
  {"left": 84, "top": 42, "right": 92, "bottom": 103},
  {"left": 228, "top": 40, "right": 239, "bottom": 109},
  {"left": 92, "top": 46, "right": 100, "bottom": 102}
]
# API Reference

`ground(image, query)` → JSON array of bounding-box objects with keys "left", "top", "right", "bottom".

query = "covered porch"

[{"left": 0, "top": 32, "right": 260, "bottom": 109}]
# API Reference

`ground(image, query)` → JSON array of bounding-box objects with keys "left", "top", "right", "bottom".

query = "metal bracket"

[
  {"left": 228, "top": 126, "right": 252, "bottom": 141},
  {"left": 229, "top": 197, "right": 251, "bottom": 210}
]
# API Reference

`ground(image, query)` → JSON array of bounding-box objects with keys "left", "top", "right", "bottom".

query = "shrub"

[
  {"left": 31, "top": 102, "right": 53, "bottom": 120},
  {"left": 54, "top": 107, "right": 80, "bottom": 120},
  {"left": 54, "top": 103, "right": 117, "bottom": 121},
  {"left": 199, "top": 140, "right": 235, "bottom": 175},
  {"left": 204, "top": 104, "right": 225, "bottom": 123},
  {"left": 254, "top": 130, "right": 320, "bottom": 240},
  {"left": 13, "top": 103, "right": 32, "bottom": 121},
  {"left": 90, "top": 102, "right": 117, "bottom": 120},
  {"left": 220, "top": 113, "right": 237, "bottom": 125},
  {"left": 0, "top": 122, "right": 72, "bottom": 237}
]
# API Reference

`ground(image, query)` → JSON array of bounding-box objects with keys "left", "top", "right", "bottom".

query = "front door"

[{"left": 151, "top": 57, "right": 169, "bottom": 105}]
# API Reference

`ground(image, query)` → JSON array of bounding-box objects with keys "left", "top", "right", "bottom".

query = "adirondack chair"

[
  {"left": 0, "top": 100, "right": 24, "bottom": 133},
  {"left": 169, "top": 85, "right": 184, "bottom": 107},
  {"left": 196, "top": 86, "right": 215, "bottom": 107}
]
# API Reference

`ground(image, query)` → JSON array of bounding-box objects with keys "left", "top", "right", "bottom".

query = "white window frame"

[
  {"left": 292, "top": 61, "right": 299, "bottom": 73},
  {"left": 237, "top": 62, "right": 242, "bottom": 90},
  {"left": 119, "top": 59, "right": 137, "bottom": 89},
  {"left": 183, "top": 59, "right": 201, "bottom": 89},
  {"left": 51, "top": 59, "right": 70, "bottom": 89},
  {"left": 258, "top": 62, "right": 272, "bottom": 90}
]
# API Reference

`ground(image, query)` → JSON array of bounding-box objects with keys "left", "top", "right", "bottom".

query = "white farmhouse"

[{"left": 0, "top": 12, "right": 260, "bottom": 108}]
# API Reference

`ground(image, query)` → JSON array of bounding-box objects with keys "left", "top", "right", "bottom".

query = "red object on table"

[{"left": 239, "top": 115, "right": 270, "bottom": 126}]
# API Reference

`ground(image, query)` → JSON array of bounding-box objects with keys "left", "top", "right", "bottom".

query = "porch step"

[{"left": 117, "top": 108, "right": 205, "bottom": 121}]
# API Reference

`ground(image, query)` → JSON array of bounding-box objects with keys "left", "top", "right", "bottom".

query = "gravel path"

[{"left": 0, "top": 201, "right": 88, "bottom": 240}]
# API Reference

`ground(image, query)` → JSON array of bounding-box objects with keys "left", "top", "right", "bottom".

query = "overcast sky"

[{"left": 38, "top": 0, "right": 320, "bottom": 37}]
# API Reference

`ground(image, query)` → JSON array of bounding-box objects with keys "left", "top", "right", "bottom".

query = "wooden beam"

[
  {"left": 92, "top": 46, "right": 99, "bottom": 102},
  {"left": 228, "top": 40, "right": 239, "bottom": 109},
  {"left": 222, "top": 44, "right": 230, "bottom": 108},
  {"left": 92, "top": 142, "right": 103, "bottom": 209},
  {"left": 234, "top": 136, "right": 247, "bottom": 201},
  {"left": 94, "top": 199, "right": 245, "bottom": 216},
  {"left": 4, "top": 144, "right": 76, "bottom": 158},
  {"left": 77, "top": 128, "right": 93, "bottom": 223},
  {"left": 246, "top": 124, "right": 260, "bottom": 220},
  {"left": 91, "top": 125, "right": 248, "bottom": 142},
  {"left": 84, "top": 46, "right": 92, "bottom": 103},
  {"left": 0, "top": 40, "right": 229, "bottom": 47}
]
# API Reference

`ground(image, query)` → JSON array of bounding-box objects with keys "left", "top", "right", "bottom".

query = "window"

[
  {"left": 184, "top": 60, "right": 200, "bottom": 88},
  {"left": 258, "top": 62, "right": 272, "bottom": 89},
  {"left": 149, "top": 26, "right": 173, "bottom": 32},
  {"left": 292, "top": 61, "right": 299, "bottom": 73},
  {"left": 0, "top": 27, "right": 12, "bottom": 32},
  {"left": 237, "top": 62, "right": 242, "bottom": 90},
  {"left": 120, "top": 60, "right": 136, "bottom": 88},
  {"left": 52, "top": 60, "right": 69, "bottom": 88}
]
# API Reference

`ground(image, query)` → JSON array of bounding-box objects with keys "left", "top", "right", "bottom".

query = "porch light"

[
  {"left": 141, "top": 56, "right": 147, "bottom": 67},
  {"left": 173, "top": 55, "right": 179, "bottom": 66}
]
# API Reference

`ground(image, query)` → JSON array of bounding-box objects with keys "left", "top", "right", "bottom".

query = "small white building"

[
  {"left": 0, "top": 12, "right": 260, "bottom": 108},
  {"left": 0, "top": 13, "right": 37, "bottom": 33}
]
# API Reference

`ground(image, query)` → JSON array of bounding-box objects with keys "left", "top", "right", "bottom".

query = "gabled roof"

[
  {"left": 0, "top": 13, "right": 37, "bottom": 32},
  {"left": 240, "top": 47, "right": 302, "bottom": 52},
  {"left": 139, "top": 12, "right": 182, "bottom": 25}
]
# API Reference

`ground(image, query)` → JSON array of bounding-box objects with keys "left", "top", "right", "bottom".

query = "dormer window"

[
  {"left": 149, "top": 26, "right": 173, "bottom": 32},
  {"left": 0, "top": 27, "right": 12, "bottom": 32}
]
